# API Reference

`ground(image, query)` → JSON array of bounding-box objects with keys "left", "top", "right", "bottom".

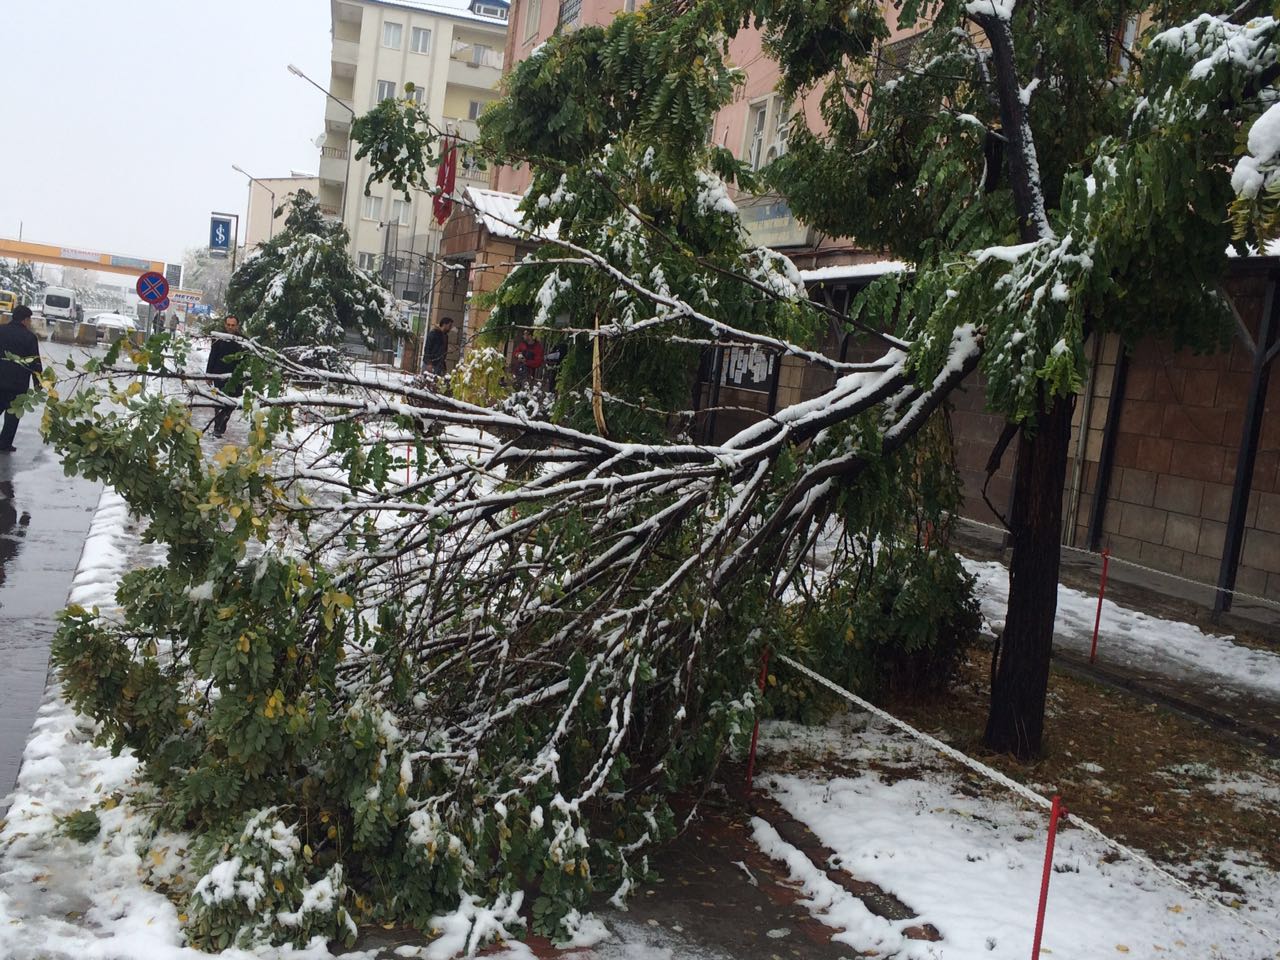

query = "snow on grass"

[
  {"left": 754, "top": 717, "right": 1280, "bottom": 960},
  {"left": 963, "top": 557, "right": 1280, "bottom": 701}
]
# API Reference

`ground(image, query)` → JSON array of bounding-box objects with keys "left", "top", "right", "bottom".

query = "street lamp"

[
  {"left": 231, "top": 164, "right": 277, "bottom": 242},
  {"left": 288, "top": 64, "right": 355, "bottom": 231}
]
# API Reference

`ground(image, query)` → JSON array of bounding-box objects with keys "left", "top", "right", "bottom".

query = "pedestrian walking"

[
  {"left": 206, "top": 315, "right": 246, "bottom": 438},
  {"left": 0, "top": 306, "right": 44, "bottom": 454},
  {"left": 423, "top": 318, "right": 453, "bottom": 377}
]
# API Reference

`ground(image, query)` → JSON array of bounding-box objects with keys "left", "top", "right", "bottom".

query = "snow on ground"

[
  {"left": 754, "top": 716, "right": 1280, "bottom": 960},
  {"left": 963, "top": 557, "right": 1280, "bottom": 702}
]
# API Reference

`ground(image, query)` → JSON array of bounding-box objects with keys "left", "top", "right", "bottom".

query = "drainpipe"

[
  {"left": 1086, "top": 341, "right": 1130, "bottom": 552},
  {"left": 1215, "top": 272, "right": 1280, "bottom": 615},
  {"left": 1063, "top": 331, "right": 1102, "bottom": 545}
]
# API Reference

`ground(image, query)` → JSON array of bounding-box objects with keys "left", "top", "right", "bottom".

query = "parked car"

[
  {"left": 89, "top": 312, "right": 138, "bottom": 335},
  {"left": 0, "top": 289, "right": 16, "bottom": 321}
]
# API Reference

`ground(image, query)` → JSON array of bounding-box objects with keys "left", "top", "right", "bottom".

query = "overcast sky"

[{"left": 0, "top": 1, "right": 331, "bottom": 269}]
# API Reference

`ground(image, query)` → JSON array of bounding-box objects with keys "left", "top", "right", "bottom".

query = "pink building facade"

[{"left": 493, "top": 1, "right": 919, "bottom": 273}]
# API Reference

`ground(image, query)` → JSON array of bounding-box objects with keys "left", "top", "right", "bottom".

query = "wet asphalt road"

[{"left": 0, "top": 337, "right": 104, "bottom": 810}]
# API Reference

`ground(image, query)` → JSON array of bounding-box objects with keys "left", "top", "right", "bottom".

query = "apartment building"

[
  {"left": 243, "top": 173, "right": 321, "bottom": 250},
  {"left": 318, "top": 0, "right": 510, "bottom": 312}
]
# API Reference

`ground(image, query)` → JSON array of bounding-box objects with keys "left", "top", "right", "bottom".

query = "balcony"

[
  {"left": 332, "top": 37, "right": 360, "bottom": 67},
  {"left": 448, "top": 42, "right": 504, "bottom": 90},
  {"left": 442, "top": 117, "right": 480, "bottom": 142},
  {"left": 325, "top": 97, "right": 356, "bottom": 133},
  {"left": 448, "top": 58, "right": 502, "bottom": 91},
  {"left": 319, "top": 145, "right": 348, "bottom": 185}
]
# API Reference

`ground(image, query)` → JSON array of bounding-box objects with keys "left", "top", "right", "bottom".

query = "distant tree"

[
  {"left": 0, "top": 259, "right": 41, "bottom": 304},
  {"left": 226, "top": 190, "right": 404, "bottom": 351},
  {"left": 182, "top": 247, "right": 233, "bottom": 312}
]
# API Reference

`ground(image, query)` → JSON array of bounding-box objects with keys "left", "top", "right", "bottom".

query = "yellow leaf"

[
  {"left": 178, "top": 913, "right": 188, "bottom": 924},
  {"left": 274, "top": 878, "right": 285, "bottom": 894},
  {"left": 125, "top": 381, "right": 143, "bottom": 397},
  {"left": 229, "top": 505, "right": 242, "bottom": 519},
  {"left": 1116, "top": 947, "right": 1130, "bottom": 954}
]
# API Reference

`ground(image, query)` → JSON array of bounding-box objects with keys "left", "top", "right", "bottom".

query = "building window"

[
  {"left": 624, "top": 0, "right": 638, "bottom": 10},
  {"left": 392, "top": 198, "right": 411, "bottom": 225},
  {"left": 382, "top": 21, "right": 403, "bottom": 49},
  {"left": 472, "top": 42, "right": 491, "bottom": 65},
  {"left": 558, "top": 0, "right": 581, "bottom": 30},
  {"left": 524, "top": 0, "right": 541, "bottom": 41},
  {"left": 357, "top": 252, "right": 377, "bottom": 271},
  {"left": 362, "top": 195, "right": 383, "bottom": 221},
  {"left": 411, "top": 26, "right": 432, "bottom": 54},
  {"left": 468, "top": 99, "right": 484, "bottom": 120},
  {"left": 376, "top": 79, "right": 397, "bottom": 101},
  {"left": 746, "top": 100, "right": 768, "bottom": 169},
  {"left": 475, "top": 3, "right": 508, "bottom": 18},
  {"left": 408, "top": 86, "right": 424, "bottom": 105}
]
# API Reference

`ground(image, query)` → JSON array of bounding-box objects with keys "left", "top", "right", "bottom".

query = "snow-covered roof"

[
  {"left": 799, "top": 260, "right": 911, "bottom": 284},
  {"left": 464, "top": 187, "right": 557, "bottom": 241},
  {"left": 373, "top": 0, "right": 509, "bottom": 26}
]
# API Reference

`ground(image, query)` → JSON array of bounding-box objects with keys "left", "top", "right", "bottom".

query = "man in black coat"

[
  {"left": 0, "top": 306, "right": 43, "bottom": 454},
  {"left": 206, "top": 315, "right": 246, "bottom": 438},
  {"left": 423, "top": 317, "right": 453, "bottom": 377}
]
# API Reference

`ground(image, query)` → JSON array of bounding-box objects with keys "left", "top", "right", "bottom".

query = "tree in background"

[
  {"left": 182, "top": 246, "right": 233, "bottom": 313},
  {"left": 225, "top": 190, "right": 403, "bottom": 352},
  {"left": 0, "top": 258, "right": 41, "bottom": 304}
]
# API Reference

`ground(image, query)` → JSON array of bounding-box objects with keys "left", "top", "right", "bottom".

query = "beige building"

[
  {"left": 243, "top": 173, "right": 321, "bottom": 251},
  {"left": 318, "top": 0, "right": 509, "bottom": 316}
]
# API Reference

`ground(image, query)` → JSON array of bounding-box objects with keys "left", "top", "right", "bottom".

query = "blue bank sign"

[{"left": 209, "top": 216, "right": 233, "bottom": 258}]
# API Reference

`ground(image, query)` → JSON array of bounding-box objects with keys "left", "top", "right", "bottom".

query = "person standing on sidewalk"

[
  {"left": 0, "top": 306, "right": 44, "bottom": 454},
  {"left": 206, "top": 315, "right": 246, "bottom": 438},
  {"left": 423, "top": 317, "right": 453, "bottom": 377}
]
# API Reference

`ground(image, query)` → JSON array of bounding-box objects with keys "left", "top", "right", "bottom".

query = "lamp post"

[
  {"left": 288, "top": 64, "right": 355, "bottom": 232},
  {"left": 231, "top": 164, "right": 277, "bottom": 243}
]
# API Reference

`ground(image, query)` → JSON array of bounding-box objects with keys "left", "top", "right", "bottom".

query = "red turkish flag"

[{"left": 433, "top": 136, "right": 458, "bottom": 225}]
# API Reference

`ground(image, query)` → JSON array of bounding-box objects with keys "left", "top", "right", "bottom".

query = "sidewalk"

[
  {"left": 956, "top": 520, "right": 1280, "bottom": 755},
  {"left": 0, "top": 343, "right": 103, "bottom": 812}
]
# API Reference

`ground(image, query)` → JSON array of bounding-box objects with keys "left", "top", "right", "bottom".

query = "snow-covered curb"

[
  {"left": 963, "top": 557, "right": 1280, "bottom": 702},
  {"left": 753, "top": 717, "right": 1280, "bottom": 960}
]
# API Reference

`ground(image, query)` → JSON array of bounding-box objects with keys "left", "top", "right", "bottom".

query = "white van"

[{"left": 42, "top": 286, "right": 80, "bottom": 323}]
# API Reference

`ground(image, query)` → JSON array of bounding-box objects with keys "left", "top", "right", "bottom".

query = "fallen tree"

[{"left": 38, "top": 1, "right": 1280, "bottom": 952}]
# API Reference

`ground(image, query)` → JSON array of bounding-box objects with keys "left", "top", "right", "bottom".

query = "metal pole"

[
  {"left": 1215, "top": 275, "right": 1280, "bottom": 615},
  {"left": 287, "top": 65, "right": 356, "bottom": 234},
  {"left": 1086, "top": 345, "right": 1129, "bottom": 552}
]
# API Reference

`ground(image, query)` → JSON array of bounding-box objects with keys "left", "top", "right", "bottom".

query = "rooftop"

[
  {"left": 367, "top": 0, "right": 509, "bottom": 25},
  {"left": 464, "top": 187, "right": 557, "bottom": 240}
]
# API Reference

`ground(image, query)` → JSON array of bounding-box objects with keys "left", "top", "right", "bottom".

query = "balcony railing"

[
  {"left": 321, "top": 145, "right": 349, "bottom": 160},
  {"left": 450, "top": 41, "right": 505, "bottom": 70}
]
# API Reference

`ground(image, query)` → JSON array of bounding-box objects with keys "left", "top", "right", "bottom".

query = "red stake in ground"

[
  {"left": 1090, "top": 548, "right": 1111, "bottom": 665},
  {"left": 1031, "top": 795, "right": 1068, "bottom": 959},
  {"left": 745, "top": 648, "right": 771, "bottom": 793}
]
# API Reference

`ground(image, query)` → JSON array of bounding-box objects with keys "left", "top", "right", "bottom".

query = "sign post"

[
  {"left": 136, "top": 271, "right": 170, "bottom": 305},
  {"left": 209, "top": 212, "right": 240, "bottom": 273}
]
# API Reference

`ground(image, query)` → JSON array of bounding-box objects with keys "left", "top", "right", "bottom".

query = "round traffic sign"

[
  {"left": 155, "top": 297, "right": 171, "bottom": 311},
  {"left": 136, "top": 271, "right": 170, "bottom": 304}
]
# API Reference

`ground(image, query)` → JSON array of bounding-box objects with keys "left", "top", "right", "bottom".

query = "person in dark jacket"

[
  {"left": 0, "top": 306, "right": 44, "bottom": 453},
  {"left": 423, "top": 318, "right": 453, "bottom": 377},
  {"left": 205, "top": 315, "right": 246, "bottom": 437}
]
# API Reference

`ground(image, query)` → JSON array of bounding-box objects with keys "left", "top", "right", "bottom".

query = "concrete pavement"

[{"left": 0, "top": 341, "right": 103, "bottom": 812}]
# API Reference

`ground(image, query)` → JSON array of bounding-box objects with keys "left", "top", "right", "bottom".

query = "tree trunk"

[{"left": 983, "top": 392, "right": 1075, "bottom": 760}]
